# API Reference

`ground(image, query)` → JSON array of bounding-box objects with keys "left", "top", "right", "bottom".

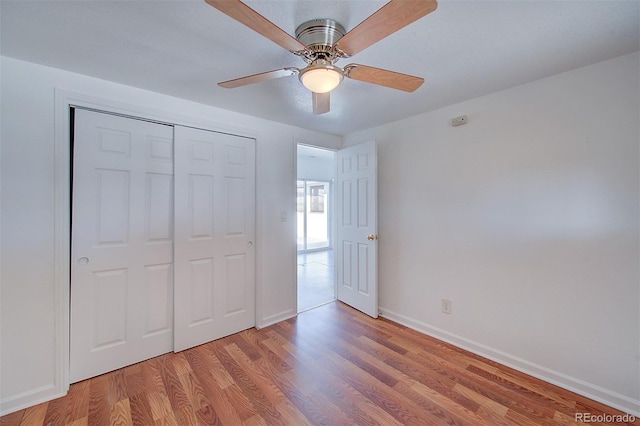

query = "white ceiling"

[{"left": 1, "top": 1, "right": 638, "bottom": 136}]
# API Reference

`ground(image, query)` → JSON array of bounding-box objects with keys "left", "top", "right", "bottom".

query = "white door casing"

[
  {"left": 173, "top": 126, "right": 256, "bottom": 352},
  {"left": 336, "top": 141, "right": 378, "bottom": 318},
  {"left": 70, "top": 109, "right": 174, "bottom": 382}
]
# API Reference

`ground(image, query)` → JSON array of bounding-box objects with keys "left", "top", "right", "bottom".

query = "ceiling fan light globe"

[{"left": 300, "top": 68, "right": 343, "bottom": 93}]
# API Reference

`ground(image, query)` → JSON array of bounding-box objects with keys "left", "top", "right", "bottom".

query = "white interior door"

[
  {"left": 70, "top": 109, "right": 174, "bottom": 382},
  {"left": 173, "top": 126, "right": 256, "bottom": 352},
  {"left": 336, "top": 141, "right": 378, "bottom": 318}
]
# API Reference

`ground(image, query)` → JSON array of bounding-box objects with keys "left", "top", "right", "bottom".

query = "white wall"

[
  {"left": 344, "top": 52, "right": 640, "bottom": 415},
  {"left": 297, "top": 149, "right": 335, "bottom": 182},
  {"left": 0, "top": 56, "right": 341, "bottom": 415}
]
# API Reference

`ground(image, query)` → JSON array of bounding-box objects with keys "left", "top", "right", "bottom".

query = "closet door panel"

[
  {"left": 174, "top": 126, "right": 255, "bottom": 352},
  {"left": 70, "top": 109, "right": 174, "bottom": 383}
]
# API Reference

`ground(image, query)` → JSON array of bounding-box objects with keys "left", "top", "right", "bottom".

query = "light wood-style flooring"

[{"left": 1, "top": 302, "right": 637, "bottom": 425}]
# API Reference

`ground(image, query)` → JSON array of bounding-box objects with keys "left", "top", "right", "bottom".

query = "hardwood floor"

[{"left": 1, "top": 302, "right": 637, "bottom": 425}]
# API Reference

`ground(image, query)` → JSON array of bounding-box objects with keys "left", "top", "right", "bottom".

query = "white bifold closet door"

[
  {"left": 173, "top": 126, "right": 255, "bottom": 352},
  {"left": 71, "top": 109, "right": 256, "bottom": 382},
  {"left": 71, "top": 109, "right": 175, "bottom": 382}
]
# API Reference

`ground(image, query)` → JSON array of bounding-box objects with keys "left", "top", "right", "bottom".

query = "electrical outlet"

[{"left": 442, "top": 299, "right": 452, "bottom": 314}]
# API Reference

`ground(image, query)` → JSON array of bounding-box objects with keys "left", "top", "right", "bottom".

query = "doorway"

[{"left": 297, "top": 145, "right": 336, "bottom": 312}]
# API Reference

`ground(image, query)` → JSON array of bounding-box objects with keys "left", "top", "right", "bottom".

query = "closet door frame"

[{"left": 52, "top": 89, "right": 262, "bottom": 400}]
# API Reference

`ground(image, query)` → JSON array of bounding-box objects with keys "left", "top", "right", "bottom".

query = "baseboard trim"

[
  {"left": 256, "top": 309, "right": 297, "bottom": 329},
  {"left": 0, "top": 384, "right": 65, "bottom": 417},
  {"left": 379, "top": 307, "right": 640, "bottom": 417}
]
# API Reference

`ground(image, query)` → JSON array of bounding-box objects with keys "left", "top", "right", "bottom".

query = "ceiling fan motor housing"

[{"left": 295, "top": 19, "right": 346, "bottom": 58}]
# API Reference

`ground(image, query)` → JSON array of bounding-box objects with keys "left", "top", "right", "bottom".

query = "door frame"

[
  {"left": 294, "top": 143, "right": 338, "bottom": 314},
  {"left": 53, "top": 89, "right": 261, "bottom": 397}
]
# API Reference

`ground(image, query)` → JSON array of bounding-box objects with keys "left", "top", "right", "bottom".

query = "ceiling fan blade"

[
  {"left": 205, "top": 0, "right": 310, "bottom": 54},
  {"left": 336, "top": 0, "right": 438, "bottom": 56},
  {"left": 313, "top": 92, "right": 330, "bottom": 115},
  {"left": 218, "top": 67, "right": 299, "bottom": 88},
  {"left": 344, "top": 64, "right": 424, "bottom": 92}
]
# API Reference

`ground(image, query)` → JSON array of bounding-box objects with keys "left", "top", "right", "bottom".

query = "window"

[{"left": 309, "top": 185, "right": 325, "bottom": 213}]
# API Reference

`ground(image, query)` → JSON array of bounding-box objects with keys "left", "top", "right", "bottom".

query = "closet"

[{"left": 70, "top": 108, "right": 255, "bottom": 382}]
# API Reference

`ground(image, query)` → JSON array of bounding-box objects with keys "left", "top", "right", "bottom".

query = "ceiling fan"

[{"left": 205, "top": 0, "right": 438, "bottom": 114}]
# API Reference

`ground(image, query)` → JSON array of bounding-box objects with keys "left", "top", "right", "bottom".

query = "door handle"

[
  {"left": 78, "top": 257, "right": 89, "bottom": 265},
  {"left": 367, "top": 234, "right": 378, "bottom": 241}
]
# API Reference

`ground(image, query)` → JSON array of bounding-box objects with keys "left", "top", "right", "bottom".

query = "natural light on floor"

[{"left": 297, "top": 250, "right": 335, "bottom": 312}]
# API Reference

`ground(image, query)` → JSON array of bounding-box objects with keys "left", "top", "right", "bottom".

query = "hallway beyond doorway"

[{"left": 297, "top": 250, "right": 335, "bottom": 312}]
